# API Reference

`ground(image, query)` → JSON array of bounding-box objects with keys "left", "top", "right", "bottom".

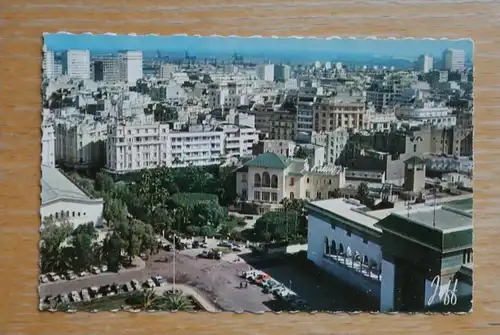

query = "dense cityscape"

[{"left": 39, "top": 38, "right": 473, "bottom": 313}]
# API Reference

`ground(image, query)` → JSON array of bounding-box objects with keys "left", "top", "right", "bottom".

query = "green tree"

[
  {"left": 40, "top": 219, "right": 74, "bottom": 273},
  {"left": 161, "top": 292, "right": 195, "bottom": 311},
  {"left": 69, "top": 222, "right": 98, "bottom": 271},
  {"left": 253, "top": 210, "right": 302, "bottom": 242},
  {"left": 114, "top": 219, "right": 155, "bottom": 261},
  {"left": 103, "top": 196, "right": 128, "bottom": 226},
  {"left": 95, "top": 172, "right": 116, "bottom": 195},
  {"left": 101, "top": 231, "right": 124, "bottom": 272}
]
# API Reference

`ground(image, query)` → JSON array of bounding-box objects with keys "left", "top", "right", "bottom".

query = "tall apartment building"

[
  {"left": 443, "top": 49, "right": 466, "bottom": 72},
  {"left": 417, "top": 54, "right": 433, "bottom": 73},
  {"left": 159, "top": 64, "right": 176, "bottom": 79},
  {"left": 206, "top": 83, "right": 222, "bottom": 109},
  {"left": 295, "top": 87, "right": 318, "bottom": 142},
  {"left": 55, "top": 116, "right": 108, "bottom": 168},
  {"left": 312, "top": 95, "right": 367, "bottom": 133},
  {"left": 63, "top": 50, "right": 91, "bottom": 80},
  {"left": 42, "top": 46, "right": 55, "bottom": 79},
  {"left": 42, "top": 121, "right": 56, "bottom": 167},
  {"left": 92, "top": 55, "right": 120, "bottom": 82},
  {"left": 119, "top": 51, "right": 143, "bottom": 84}
]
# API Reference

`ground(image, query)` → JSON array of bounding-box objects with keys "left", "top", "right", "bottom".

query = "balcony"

[{"left": 322, "top": 252, "right": 381, "bottom": 282}]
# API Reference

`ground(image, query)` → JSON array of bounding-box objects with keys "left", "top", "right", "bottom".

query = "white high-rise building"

[
  {"left": 417, "top": 54, "right": 433, "bottom": 73},
  {"left": 42, "top": 45, "right": 55, "bottom": 79},
  {"left": 443, "top": 49, "right": 465, "bottom": 72},
  {"left": 42, "top": 121, "right": 56, "bottom": 167},
  {"left": 256, "top": 64, "right": 275, "bottom": 82},
  {"left": 64, "top": 50, "right": 91, "bottom": 79},
  {"left": 119, "top": 51, "right": 143, "bottom": 84}
]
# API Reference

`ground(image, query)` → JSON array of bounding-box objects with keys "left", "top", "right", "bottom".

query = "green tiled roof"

[{"left": 245, "top": 152, "right": 291, "bottom": 169}]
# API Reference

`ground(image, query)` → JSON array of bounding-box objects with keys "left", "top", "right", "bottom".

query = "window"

[
  {"left": 307, "top": 178, "right": 310, "bottom": 183},
  {"left": 316, "top": 192, "right": 321, "bottom": 199},
  {"left": 305, "top": 191, "right": 310, "bottom": 198},
  {"left": 413, "top": 144, "right": 417, "bottom": 152},
  {"left": 290, "top": 178, "right": 295, "bottom": 186},
  {"left": 78, "top": 212, "right": 81, "bottom": 217},
  {"left": 363, "top": 239, "right": 368, "bottom": 244},
  {"left": 271, "top": 175, "right": 278, "bottom": 188},
  {"left": 262, "top": 192, "right": 270, "bottom": 201},
  {"left": 254, "top": 191, "right": 260, "bottom": 200},
  {"left": 242, "top": 174, "right": 247, "bottom": 182},
  {"left": 346, "top": 231, "right": 352, "bottom": 237},
  {"left": 254, "top": 173, "right": 261, "bottom": 187},
  {"left": 262, "top": 172, "right": 271, "bottom": 188},
  {"left": 242, "top": 189, "right": 247, "bottom": 200},
  {"left": 290, "top": 192, "right": 294, "bottom": 200},
  {"left": 271, "top": 193, "right": 278, "bottom": 202}
]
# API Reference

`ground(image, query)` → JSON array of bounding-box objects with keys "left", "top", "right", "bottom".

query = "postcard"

[{"left": 39, "top": 33, "right": 473, "bottom": 313}]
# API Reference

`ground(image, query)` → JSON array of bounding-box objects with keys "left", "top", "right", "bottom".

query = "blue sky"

[{"left": 44, "top": 33, "right": 473, "bottom": 61}]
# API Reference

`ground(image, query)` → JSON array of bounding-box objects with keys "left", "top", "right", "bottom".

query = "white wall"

[
  {"left": 41, "top": 199, "right": 104, "bottom": 228},
  {"left": 380, "top": 259, "right": 395, "bottom": 312},
  {"left": 307, "top": 214, "right": 382, "bottom": 298}
]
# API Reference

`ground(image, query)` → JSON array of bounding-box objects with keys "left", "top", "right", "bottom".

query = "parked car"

[
  {"left": 39, "top": 274, "right": 49, "bottom": 283},
  {"left": 254, "top": 273, "right": 270, "bottom": 284},
  {"left": 165, "top": 245, "right": 173, "bottom": 251},
  {"left": 78, "top": 271, "right": 88, "bottom": 277},
  {"left": 65, "top": 270, "right": 77, "bottom": 280},
  {"left": 152, "top": 275, "right": 167, "bottom": 287},
  {"left": 47, "top": 272, "right": 60, "bottom": 282},
  {"left": 143, "top": 278, "right": 156, "bottom": 289},
  {"left": 100, "top": 264, "right": 108, "bottom": 273},
  {"left": 110, "top": 283, "right": 121, "bottom": 294},
  {"left": 218, "top": 241, "right": 232, "bottom": 248},
  {"left": 59, "top": 293, "right": 70, "bottom": 304},
  {"left": 70, "top": 291, "right": 81, "bottom": 303},
  {"left": 88, "top": 286, "right": 102, "bottom": 299},
  {"left": 99, "top": 284, "right": 114, "bottom": 296},
  {"left": 130, "top": 279, "right": 141, "bottom": 291},
  {"left": 122, "top": 283, "right": 134, "bottom": 293},
  {"left": 81, "top": 289, "right": 91, "bottom": 302},
  {"left": 192, "top": 240, "right": 200, "bottom": 248},
  {"left": 90, "top": 266, "right": 101, "bottom": 275}
]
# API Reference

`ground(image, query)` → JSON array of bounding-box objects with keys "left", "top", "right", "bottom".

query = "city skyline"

[{"left": 44, "top": 33, "right": 474, "bottom": 63}]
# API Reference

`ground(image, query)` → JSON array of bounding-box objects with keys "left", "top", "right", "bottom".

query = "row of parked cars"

[
  {"left": 41, "top": 276, "right": 168, "bottom": 308},
  {"left": 40, "top": 265, "right": 109, "bottom": 284},
  {"left": 240, "top": 270, "right": 307, "bottom": 310}
]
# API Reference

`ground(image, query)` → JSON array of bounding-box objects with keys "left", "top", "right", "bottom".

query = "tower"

[{"left": 403, "top": 156, "right": 426, "bottom": 193}]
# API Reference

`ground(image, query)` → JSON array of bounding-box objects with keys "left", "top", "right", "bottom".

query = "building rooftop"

[
  {"left": 245, "top": 152, "right": 291, "bottom": 169},
  {"left": 41, "top": 165, "right": 92, "bottom": 204},
  {"left": 308, "top": 198, "right": 382, "bottom": 233}
]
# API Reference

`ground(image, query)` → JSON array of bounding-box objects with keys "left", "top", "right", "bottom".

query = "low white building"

[
  {"left": 306, "top": 196, "right": 473, "bottom": 312},
  {"left": 41, "top": 165, "right": 104, "bottom": 228}
]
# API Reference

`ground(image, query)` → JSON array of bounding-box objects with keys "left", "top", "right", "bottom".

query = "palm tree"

[{"left": 129, "top": 289, "right": 162, "bottom": 311}]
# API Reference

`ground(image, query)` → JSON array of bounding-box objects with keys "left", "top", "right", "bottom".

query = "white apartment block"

[
  {"left": 65, "top": 50, "right": 91, "bottom": 80},
  {"left": 159, "top": 64, "right": 176, "bottom": 79},
  {"left": 106, "top": 116, "right": 171, "bottom": 172},
  {"left": 396, "top": 101, "right": 457, "bottom": 128},
  {"left": 217, "top": 124, "right": 259, "bottom": 158},
  {"left": 55, "top": 115, "right": 108, "bottom": 168},
  {"left": 106, "top": 118, "right": 259, "bottom": 173},
  {"left": 417, "top": 54, "right": 433, "bottom": 73},
  {"left": 43, "top": 46, "right": 55, "bottom": 79},
  {"left": 443, "top": 49, "right": 466, "bottom": 72},
  {"left": 256, "top": 64, "right": 275, "bottom": 82},
  {"left": 119, "top": 51, "right": 143, "bottom": 84},
  {"left": 42, "top": 121, "right": 56, "bottom": 167}
]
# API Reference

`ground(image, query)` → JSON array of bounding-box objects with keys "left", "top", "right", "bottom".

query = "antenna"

[{"left": 432, "top": 186, "right": 438, "bottom": 227}]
